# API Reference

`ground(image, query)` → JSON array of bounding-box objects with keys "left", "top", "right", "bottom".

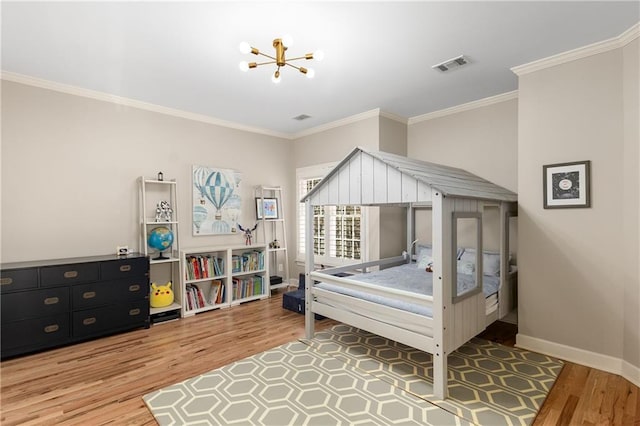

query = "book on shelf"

[
  {"left": 186, "top": 283, "right": 207, "bottom": 310},
  {"left": 232, "top": 250, "right": 265, "bottom": 274},
  {"left": 206, "top": 279, "right": 224, "bottom": 305},
  {"left": 185, "top": 254, "right": 225, "bottom": 281},
  {"left": 231, "top": 275, "right": 264, "bottom": 300}
]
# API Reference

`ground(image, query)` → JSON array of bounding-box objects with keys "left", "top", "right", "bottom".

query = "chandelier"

[{"left": 238, "top": 36, "right": 323, "bottom": 83}]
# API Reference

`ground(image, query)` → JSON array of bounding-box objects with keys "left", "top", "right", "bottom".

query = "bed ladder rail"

[{"left": 315, "top": 255, "right": 407, "bottom": 276}]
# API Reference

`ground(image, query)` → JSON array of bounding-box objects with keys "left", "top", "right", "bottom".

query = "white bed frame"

[{"left": 302, "top": 148, "right": 517, "bottom": 400}]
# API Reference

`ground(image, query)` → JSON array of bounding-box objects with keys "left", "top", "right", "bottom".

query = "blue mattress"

[{"left": 315, "top": 263, "right": 499, "bottom": 317}]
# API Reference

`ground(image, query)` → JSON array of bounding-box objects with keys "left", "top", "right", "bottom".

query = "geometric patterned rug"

[
  {"left": 143, "top": 340, "right": 471, "bottom": 425},
  {"left": 143, "top": 325, "right": 563, "bottom": 425},
  {"left": 306, "top": 325, "right": 564, "bottom": 426}
]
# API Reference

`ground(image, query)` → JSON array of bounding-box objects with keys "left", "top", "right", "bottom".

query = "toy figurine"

[
  {"left": 238, "top": 223, "right": 258, "bottom": 245},
  {"left": 155, "top": 200, "right": 173, "bottom": 222}
]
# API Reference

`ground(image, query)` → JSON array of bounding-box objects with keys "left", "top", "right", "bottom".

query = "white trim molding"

[
  {"left": 517, "top": 333, "right": 640, "bottom": 388},
  {"left": 1, "top": 71, "right": 291, "bottom": 139},
  {"left": 292, "top": 108, "right": 407, "bottom": 139},
  {"left": 408, "top": 91, "right": 518, "bottom": 124},
  {"left": 512, "top": 22, "right": 640, "bottom": 76}
]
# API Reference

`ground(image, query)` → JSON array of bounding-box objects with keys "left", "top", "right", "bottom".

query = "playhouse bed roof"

[{"left": 302, "top": 147, "right": 517, "bottom": 206}]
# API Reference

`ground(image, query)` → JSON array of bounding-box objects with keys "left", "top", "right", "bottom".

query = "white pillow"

[
  {"left": 416, "top": 245, "right": 433, "bottom": 269},
  {"left": 460, "top": 248, "right": 501, "bottom": 276},
  {"left": 457, "top": 260, "right": 475, "bottom": 275},
  {"left": 483, "top": 252, "right": 501, "bottom": 276}
]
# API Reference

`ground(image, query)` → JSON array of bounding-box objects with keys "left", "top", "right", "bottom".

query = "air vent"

[
  {"left": 293, "top": 114, "right": 312, "bottom": 121},
  {"left": 431, "top": 55, "right": 470, "bottom": 73}
]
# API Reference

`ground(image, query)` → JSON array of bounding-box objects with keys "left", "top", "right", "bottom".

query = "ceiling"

[{"left": 2, "top": 2, "right": 638, "bottom": 137}]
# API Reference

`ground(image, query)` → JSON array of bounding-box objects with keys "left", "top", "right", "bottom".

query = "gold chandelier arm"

[
  {"left": 284, "top": 62, "right": 309, "bottom": 75},
  {"left": 253, "top": 60, "right": 277, "bottom": 66},
  {"left": 286, "top": 53, "right": 314, "bottom": 62},
  {"left": 254, "top": 51, "right": 277, "bottom": 62},
  {"left": 284, "top": 62, "right": 301, "bottom": 71}
]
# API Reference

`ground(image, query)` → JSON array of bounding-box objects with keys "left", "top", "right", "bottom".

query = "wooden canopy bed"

[{"left": 302, "top": 147, "right": 517, "bottom": 399}]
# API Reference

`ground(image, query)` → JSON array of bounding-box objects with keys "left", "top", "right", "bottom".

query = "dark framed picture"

[
  {"left": 255, "top": 197, "right": 279, "bottom": 219},
  {"left": 543, "top": 160, "right": 591, "bottom": 209}
]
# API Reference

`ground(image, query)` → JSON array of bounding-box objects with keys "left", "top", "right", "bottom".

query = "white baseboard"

[
  {"left": 623, "top": 360, "right": 640, "bottom": 388},
  {"left": 516, "top": 333, "right": 640, "bottom": 388}
]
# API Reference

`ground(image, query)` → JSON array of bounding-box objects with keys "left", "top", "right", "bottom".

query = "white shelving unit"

[
  {"left": 139, "top": 176, "right": 182, "bottom": 321},
  {"left": 180, "top": 244, "right": 269, "bottom": 317},
  {"left": 255, "top": 186, "right": 289, "bottom": 291}
]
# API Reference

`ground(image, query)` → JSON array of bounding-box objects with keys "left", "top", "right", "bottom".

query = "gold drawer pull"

[
  {"left": 129, "top": 284, "right": 140, "bottom": 292},
  {"left": 64, "top": 271, "right": 78, "bottom": 279},
  {"left": 83, "top": 317, "right": 96, "bottom": 325},
  {"left": 129, "top": 308, "right": 141, "bottom": 316},
  {"left": 44, "top": 297, "right": 59, "bottom": 305},
  {"left": 120, "top": 265, "right": 132, "bottom": 272},
  {"left": 0, "top": 277, "right": 14, "bottom": 285},
  {"left": 44, "top": 324, "right": 60, "bottom": 333},
  {"left": 83, "top": 291, "right": 96, "bottom": 299}
]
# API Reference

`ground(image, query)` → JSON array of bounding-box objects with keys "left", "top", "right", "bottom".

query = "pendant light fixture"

[{"left": 238, "top": 36, "right": 323, "bottom": 83}]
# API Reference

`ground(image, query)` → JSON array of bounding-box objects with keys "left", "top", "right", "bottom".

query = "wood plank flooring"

[{"left": 1, "top": 292, "right": 638, "bottom": 425}]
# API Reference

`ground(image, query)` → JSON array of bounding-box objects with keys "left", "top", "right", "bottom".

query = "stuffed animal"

[{"left": 150, "top": 281, "right": 174, "bottom": 308}]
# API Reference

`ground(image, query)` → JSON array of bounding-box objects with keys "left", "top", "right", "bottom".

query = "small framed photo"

[
  {"left": 255, "top": 197, "right": 279, "bottom": 220},
  {"left": 543, "top": 160, "right": 591, "bottom": 209}
]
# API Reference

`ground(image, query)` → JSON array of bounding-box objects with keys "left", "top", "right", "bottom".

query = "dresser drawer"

[
  {"left": 1, "top": 314, "right": 70, "bottom": 352},
  {"left": 40, "top": 262, "right": 99, "bottom": 287},
  {"left": 100, "top": 257, "right": 148, "bottom": 281},
  {"left": 73, "top": 300, "right": 149, "bottom": 338},
  {"left": 73, "top": 278, "right": 149, "bottom": 309},
  {"left": 0, "top": 268, "right": 38, "bottom": 294},
  {"left": 1, "top": 287, "right": 69, "bottom": 322}
]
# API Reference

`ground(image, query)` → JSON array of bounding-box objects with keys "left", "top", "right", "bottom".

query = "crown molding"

[
  {"left": 380, "top": 111, "right": 408, "bottom": 125},
  {"left": 0, "top": 71, "right": 291, "bottom": 139},
  {"left": 408, "top": 90, "right": 518, "bottom": 124},
  {"left": 512, "top": 22, "right": 639, "bottom": 76},
  {"left": 292, "top": 108, "right": 382, "bottom": 139}
]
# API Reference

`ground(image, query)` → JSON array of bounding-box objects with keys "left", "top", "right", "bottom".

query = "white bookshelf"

[
  {"left": 139, "top": 177, "right": 182, "bottom": 320},
  {"left": 181, "top": 244, "right": 269, "bottom": 317}
]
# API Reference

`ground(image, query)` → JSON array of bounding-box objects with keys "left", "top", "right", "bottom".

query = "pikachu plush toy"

[{"left": 150, "top": 282, "right": 174, "bottom": 308}]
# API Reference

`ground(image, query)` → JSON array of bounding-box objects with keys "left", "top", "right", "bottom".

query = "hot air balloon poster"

[{"left": 192, "top": 166, "right": 242, "bottom": 235}]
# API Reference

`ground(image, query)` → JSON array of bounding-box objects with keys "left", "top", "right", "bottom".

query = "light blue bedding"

[{"left": 315, "top": 263, "right": 499, "bottom": 317}]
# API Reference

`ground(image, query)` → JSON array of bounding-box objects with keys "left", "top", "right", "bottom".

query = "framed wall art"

[
  {"left": 255, "top": 197, "right": 279, "bottom": 220},
  {"left": 192, "top": 165, "right": 242, "bottom": 235},
  {"left": 543, "top": 160, "right": 591, "bottom": 209}
]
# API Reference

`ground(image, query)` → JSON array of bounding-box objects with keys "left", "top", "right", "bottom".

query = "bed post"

[
  {"left": 304, "top": 199, "right": 315, "bottom": 339},
  {"left": 431, "top": 190, "right": 450, "bottom": 400},
  {"left": 499, "top": 202, "right": 516, "bottom": 318},
  {"left": 407, "top": 204, "right": 415, "bottom": 258}
]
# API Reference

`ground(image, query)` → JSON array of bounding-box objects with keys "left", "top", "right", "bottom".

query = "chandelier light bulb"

[
  {"left": 306, "top": 68, "right": 315, "bottom": 79},
  {"left": 281, "top": 34, "right": 293, "bottom": 48},
  {"left": 314, "top": 50, "right": 324, "bottom": 62},
  {"left": 272, "top": 69, "right": 281, "bottom": 84},
  {"left": 239, "top": 41, "right": 251, "bottom": 54},
  {"left": 239, "top": 61, "right": 249, "bottom": 72}
]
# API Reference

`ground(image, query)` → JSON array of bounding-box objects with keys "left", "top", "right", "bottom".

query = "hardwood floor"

[{"left": 1, "top": 293, "right": 638, "bottom": 425}]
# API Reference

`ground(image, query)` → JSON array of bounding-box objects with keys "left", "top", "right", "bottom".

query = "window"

[{"left": 297, "top": 164, "right": 364, "bottom": 265}]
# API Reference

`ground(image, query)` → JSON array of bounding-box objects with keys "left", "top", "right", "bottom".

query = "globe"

[{"left": 148, "top": 226, "right": 174, "bottom": 259}]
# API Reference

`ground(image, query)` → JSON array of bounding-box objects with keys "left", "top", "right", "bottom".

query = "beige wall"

[
  {"left": 407, "top": 98, "right": 519, "bottom": 253},
  {"left": 379, "top": 116, "right": 408, "bottom": 258},
  {"left": 517, "top": 46, "right": 635, "bottom": 364},
  {"left": 623, "top": 38, "right": 639, "bottom": 369},
  {"left": 1, "top": 81, "right": 293, "bottom": 264},
  {"left": 408, "top": 98, "right": 518, "bottom": 193}
]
